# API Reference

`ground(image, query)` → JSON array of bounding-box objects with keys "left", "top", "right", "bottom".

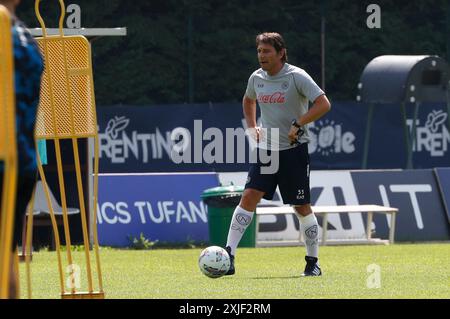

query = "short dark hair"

[{"left": 256, "top": 32, "right": 288, "bottom": 62}]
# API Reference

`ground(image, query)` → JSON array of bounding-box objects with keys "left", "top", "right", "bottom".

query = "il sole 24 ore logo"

[{"left": 308, "top": 119, "right": 356, "bottom": 156}]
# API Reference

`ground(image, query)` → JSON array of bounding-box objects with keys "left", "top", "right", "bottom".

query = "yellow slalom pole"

[
  {"left": 35, "top": 147, "right": 65, "bottom": 295},
  {"left": 35, "top": 0, "right": 71, "bottom": 296},
  {"left": 53, "top": 139, "right": 74, "bottom": 294},
  {"left": 0, "top": 165, "right": 16, "bottom": 299},
  {"left": 92, "top": 136, "right": 103, "bottom": 293},
  {"left": 0, "top": 4, "right": 17, "bottom": 299},
  {"left": 72, "top": 138, "right": 93, "bottom": 292},
  {"left": 24, "top": 182, "right": 37, "bottom": 299}
]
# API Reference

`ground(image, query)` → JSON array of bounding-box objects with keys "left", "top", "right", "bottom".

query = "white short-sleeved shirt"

[{"left": 245, "top": 63, "right": 324, "bottom": 150}]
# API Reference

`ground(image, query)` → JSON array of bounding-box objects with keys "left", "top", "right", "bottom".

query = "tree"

[{"left": 17, "top": 0, "right": 448, "bottom": 105}]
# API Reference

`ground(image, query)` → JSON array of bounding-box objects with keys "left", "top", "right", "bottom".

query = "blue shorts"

[{"left": 245, "top": 143, "right": 310, "bottom": 205}]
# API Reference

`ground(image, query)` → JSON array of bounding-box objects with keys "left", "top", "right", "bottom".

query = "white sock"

[
  {"left": 298, "top": 213, "right": 319, "bottom": 258},
  {"left": 226, "top": 206, "right": 254, "bottom": 256}
]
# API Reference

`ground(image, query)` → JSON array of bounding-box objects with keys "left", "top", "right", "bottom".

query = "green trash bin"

[{"left": 201, "top": 185, "right": 256, "bottom": 248}]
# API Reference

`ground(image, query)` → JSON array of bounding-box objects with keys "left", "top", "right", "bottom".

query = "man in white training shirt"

[{"left": 225, "top": 32, "right": 331, "bottom": 277}]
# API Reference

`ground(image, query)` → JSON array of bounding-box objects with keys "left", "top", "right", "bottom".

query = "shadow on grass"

[{"left": 249, "top": 275, "right": 302, "bottom": 280}]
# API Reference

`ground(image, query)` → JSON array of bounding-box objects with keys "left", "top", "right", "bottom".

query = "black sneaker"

[
  {"left": 224, "top": 246, "right": 235, "bottom": 276},
  {"left": 301, "top": 256, "right": 322, "bottom": 276}
]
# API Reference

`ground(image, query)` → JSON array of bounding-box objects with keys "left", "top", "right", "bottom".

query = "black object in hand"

[{"left": 290, "top": 126, "right": 305, "bottom": 146}]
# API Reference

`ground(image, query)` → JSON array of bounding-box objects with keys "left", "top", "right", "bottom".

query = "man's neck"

[{"left": 267, "top": 63, "right": 284, "bottom": 76}]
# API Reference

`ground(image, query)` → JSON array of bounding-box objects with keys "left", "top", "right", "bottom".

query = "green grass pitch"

[{"left": 19, "top": 243, "right": 449, "bottom": 299}]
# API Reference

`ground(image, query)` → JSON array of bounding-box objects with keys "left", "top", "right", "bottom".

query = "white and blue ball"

[{"left": 198, "top": 246, "right": 230, "bottom": 278}]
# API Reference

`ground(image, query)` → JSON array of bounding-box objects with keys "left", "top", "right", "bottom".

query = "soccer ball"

[{"left": 198, "top": 246, "right": 230, "bottom": 278}]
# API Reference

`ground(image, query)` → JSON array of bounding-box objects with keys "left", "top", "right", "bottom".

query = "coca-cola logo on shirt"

[{"left": 257, "top": 92, "right": 286, "bottom": 104}]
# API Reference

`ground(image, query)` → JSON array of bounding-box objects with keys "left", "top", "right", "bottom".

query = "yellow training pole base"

[
  {"left": 18, "top": 254, "right": 32, "bottom": 263},
  {"left": 61, "top": 291, "right": 105, "bottom": 299}
]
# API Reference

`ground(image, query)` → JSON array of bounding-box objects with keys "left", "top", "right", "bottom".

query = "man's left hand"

[
  {"left": 288, "top": 125, "right": 300, "bottom": 144},
  {"left": 288, "top": 124, "right": 305, "bottom": 145}
]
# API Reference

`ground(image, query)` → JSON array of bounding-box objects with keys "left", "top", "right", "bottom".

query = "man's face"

[{"left": 257, "top": 42, "right": 284, "bottom": 73}]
